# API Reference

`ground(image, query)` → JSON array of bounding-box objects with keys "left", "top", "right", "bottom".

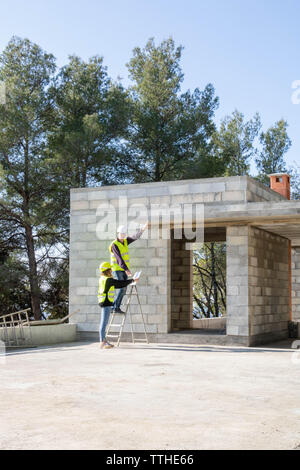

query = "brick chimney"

[{"left": 268, "top": 173, "right": 291, "bottom": 200}]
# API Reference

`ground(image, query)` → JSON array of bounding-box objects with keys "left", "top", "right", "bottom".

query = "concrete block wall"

[
  {"left": 69, "top": 175, "right": 289, "bottom": 342},
  {"left": 171, "top": 237, "right": 192, "bottom": 330},
  {"left": 226, "top": 225, "right": 289, "bottom": 345},
  {"left": 248, "top": 227, "right": 289, "bottom": 344},
  {"left": 69, "top": 231, "right": 171, "bottom": 336},
  {"left": 292, "top": 247, "right": 300, "bottom": 321},
  {"left": 226, "top": 226, "right": 250, "bottom": 339},
  {"left": 246, "top": 178, "right": 286, "bottom": 203},
  {"left": 125, "top": 238, "right": 171, "bottom": 334},
  {"left": 69, "top": 176, "right": 259, "bottom": 338}
]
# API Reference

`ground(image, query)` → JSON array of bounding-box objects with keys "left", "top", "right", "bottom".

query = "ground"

[{"left": 1, "top": 341, "right": 300, "bottom": 450}]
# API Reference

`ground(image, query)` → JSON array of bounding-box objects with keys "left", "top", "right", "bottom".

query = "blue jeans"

[
  {"left": 113, "top": 271, "right": 128, "bottom": 309},
  {"left": 99, "top": 306, "right": 111, "bottom": 341}
]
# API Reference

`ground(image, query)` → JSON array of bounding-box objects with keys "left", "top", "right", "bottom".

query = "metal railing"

[{"left": 0, "top": 309, "right": 33, "bottom": 347}]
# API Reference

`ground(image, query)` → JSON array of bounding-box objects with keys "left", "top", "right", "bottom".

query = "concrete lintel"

[{"left": 203, "top": 201, "right": 300, "bottom": 222}]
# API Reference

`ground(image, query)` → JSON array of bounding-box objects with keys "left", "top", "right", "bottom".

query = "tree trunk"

[
  {"left": 22, "top": 136, "right": 41, "bottom": 320},
  {"left": 25, "top": 223, "right": 42, "bottom": 320},
  {"left": 211, "top": 242, "right": 219, "bottom": 317}
]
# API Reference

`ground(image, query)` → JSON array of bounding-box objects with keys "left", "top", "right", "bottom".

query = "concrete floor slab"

[{"left": 1, "top": 341, "right": 300, "bottom": 450}]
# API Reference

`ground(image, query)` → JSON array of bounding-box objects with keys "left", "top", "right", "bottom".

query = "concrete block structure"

[
  {"left": 69, "top": 175, "right": 300, "bottom": 346},
  {"left": 292, "top": 247, "right": 300, "bottom": 321}
]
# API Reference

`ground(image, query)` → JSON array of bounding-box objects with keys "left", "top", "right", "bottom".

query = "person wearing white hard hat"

[{"left": 109, "top": 222, "right": 149, "bottom": 313}]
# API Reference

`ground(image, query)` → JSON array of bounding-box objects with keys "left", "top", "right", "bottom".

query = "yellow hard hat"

[{"left": 100, "top": 262, "right": 111, "bottom": 272}]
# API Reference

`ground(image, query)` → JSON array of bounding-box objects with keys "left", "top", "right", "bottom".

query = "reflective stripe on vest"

[
  {"left": 109, "top": 238, "right": 130, "bottom": 272},
  {"left": 98, "top": 276, "right": 115, "bottom": 303}
]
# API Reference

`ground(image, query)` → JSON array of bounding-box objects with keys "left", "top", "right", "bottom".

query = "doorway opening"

[
  {"left": 192, "top": 241, "right": 226, "bottom": 332},
  {"left": 170, "top": 227, "right": 226, "bottom": 333}
]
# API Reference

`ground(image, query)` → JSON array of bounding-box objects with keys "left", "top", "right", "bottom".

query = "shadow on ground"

[{"left": 2, "top": 339, "right": 295, "bottom": 357}]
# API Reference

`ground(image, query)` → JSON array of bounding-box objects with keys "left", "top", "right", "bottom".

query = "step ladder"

[{"left": 105, "top": 283, "right": 149, "bottom": 347}]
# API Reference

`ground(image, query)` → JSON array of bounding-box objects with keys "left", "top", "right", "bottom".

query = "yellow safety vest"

[
  {"left": 98, "top": 276, "right": 115, "bottom": 304},
  {"left": 109, "top": 238, "right": 130, "bottom": 272}
]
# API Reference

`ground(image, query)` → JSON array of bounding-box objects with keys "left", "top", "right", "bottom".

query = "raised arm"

[{"left": 127, "top": 222, "right": 149, "bottom": 245}]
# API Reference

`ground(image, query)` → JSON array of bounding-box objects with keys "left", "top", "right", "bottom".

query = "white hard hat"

[{"left": 117, "top": 225, "right": 127, "bottom": 235}]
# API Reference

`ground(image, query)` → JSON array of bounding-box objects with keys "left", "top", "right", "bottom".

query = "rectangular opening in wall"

[
  {"left": 170, "top": 227, "right": 226, "bottom": 334},
  {"left": 192, "top": 241, "right": 226, "bottom": 333}
]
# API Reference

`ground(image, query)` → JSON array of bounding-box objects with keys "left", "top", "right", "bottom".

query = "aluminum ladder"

[{"left": 105, "top": 283, "right": 149, "bottom": 347}]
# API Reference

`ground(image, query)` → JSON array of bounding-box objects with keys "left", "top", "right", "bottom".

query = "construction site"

[
  {"left": 2, "top": 0, "right": 300, "bottom": 454},
  {"left": 69, "top": 174, "right": 300, "bottom": 346},
  {"left": 1, "top": 173, "right": 300, "bottom": 450}
]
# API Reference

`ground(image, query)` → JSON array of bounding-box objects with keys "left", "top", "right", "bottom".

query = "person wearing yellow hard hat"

[
  {"left": 109, "top": 222, "right": 148, "bottom": 314},
  {"left": 98, "top": 261, "right": 136, "bottom": 349}
]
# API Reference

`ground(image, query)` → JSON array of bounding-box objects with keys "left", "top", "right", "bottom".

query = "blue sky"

[{"left": 1, "top": 0, "right": 299, "bottom": 173}]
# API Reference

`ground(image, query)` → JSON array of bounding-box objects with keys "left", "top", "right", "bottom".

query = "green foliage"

[
  {"left": 128, "top": 38, "right": 184, "bottom": 107},
  {"left": 41, "top": 258, "right": 69, "bottom": 319},
  {"left": 256, "top": 119, "right": 291, "bottom": 184},
  {"left": 0, "top": 252, "right": 31, "bottom": 316},
  {"left": 0, "top": 36, "right": 57, "bottom": 319},
  {"left": 214, "top": 110, "right": 261, "bottom": 176},
  {"left": 121, "top": 38, "right": 219, "bottom": 182},
  {"left": 49, "top": 55, "right": 129, "bottom": 187},
  {"left": 193, "top": 243, "right": 226, "bottom": 319},
  {"left": 288, "top": 163, "right": 300, "bottom": 200},
  {"left": 0, "top": 35, "right": 296, "bottom": 320}
]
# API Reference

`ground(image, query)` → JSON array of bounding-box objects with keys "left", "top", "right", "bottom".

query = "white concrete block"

[{"left": 71, "top": 201, "right": 90, "bottom": 211}]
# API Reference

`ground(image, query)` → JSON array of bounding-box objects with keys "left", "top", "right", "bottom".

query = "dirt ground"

[{"left": 1, "top": 341, "right": 300, "bottom": 450}]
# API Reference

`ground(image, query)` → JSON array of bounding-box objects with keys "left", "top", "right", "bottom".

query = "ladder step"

[{"left": 105, "top": 284, "right": 149, "bottom": 346}]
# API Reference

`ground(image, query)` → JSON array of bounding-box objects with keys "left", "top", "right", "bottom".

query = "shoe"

[
  {"left": 114, "top": 308, "right": 126, "bottom": 314},
  {"left": 100, "top": 342, "right": 114, "bottom": 349}
]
